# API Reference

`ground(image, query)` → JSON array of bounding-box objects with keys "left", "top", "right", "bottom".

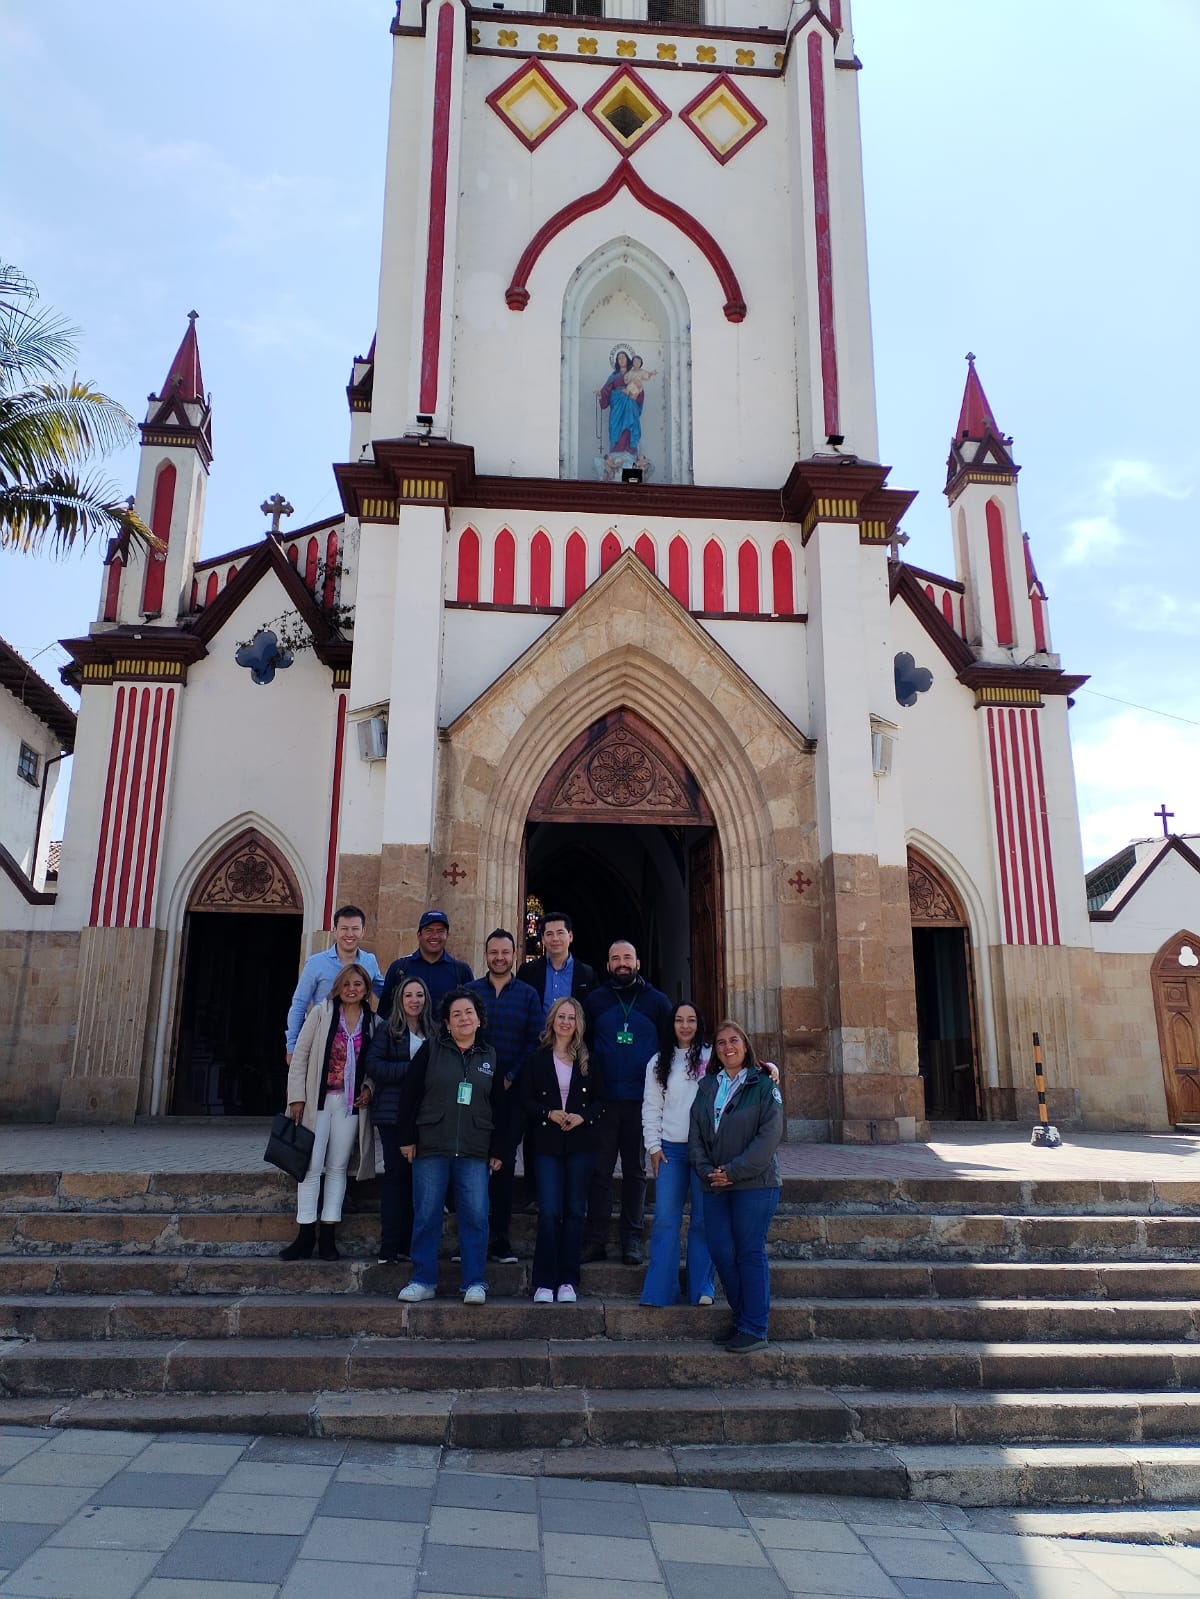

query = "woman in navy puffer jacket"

[{"left": 361, "top": 975, "right": 433, "bottom": 1263}]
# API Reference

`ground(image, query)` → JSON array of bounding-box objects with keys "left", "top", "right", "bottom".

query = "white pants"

[{"left": 296, "top": 1095, "right": 358, "bottom": 1224}]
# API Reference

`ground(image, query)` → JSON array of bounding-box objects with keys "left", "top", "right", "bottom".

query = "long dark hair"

[
  {"left": 707, "top": 1018, "right": 760, "bottom": 1075},
  {"left": 655, "top": 1001, "right": 706, "bottom": 1091}
]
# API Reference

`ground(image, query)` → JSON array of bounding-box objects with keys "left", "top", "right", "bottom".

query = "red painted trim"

[
  {"left": 669, "top": 536, "right": 690, "bottom": 607},
  {"left": 634, "top": 533, "right": 656, "bottom": 574},
  {"left": 305, "top": 537, "right": 319, "bottom": 592},
  {"left": 829, "top": 0, "right": 844, "bottom": 31},
  {"left": 703, "top": 539, "right": 725, "bottom": 611},
  {"left": 600, "top": 531, "right": 622, "bottom": 573},
  {"left": 1031, "top": 713, "right": 1061, "bottom": 944},
  {"left": 493, "top": 527, "right": 516, "bottom": 605},
  {"left": 140, "top": 688, "right": 174, "bottom": 927},
  {"left": 959, "top": 594, "right": 966, "bottom": 637},
  {"left": 807, "top": 33, "right": 839, "bottom": 437},
  {"left": 227, "top": 564, "right": 238, "bottom": 583},
  {"left": 987, "top": 708, "right": 1014, "bottom": 945},
  {"left": 564, "top": 531, "right": 587, "bottom": 606},
  {"left": 90, "top": 686, "right": 126, "bottom": 926},
  {"left": 100, "top": 689, "right": 137, "bottom": 928},
  {"left": 485, "top": 57, "right": 576, "bottom": 152},
  {"left": 1031, "top": 591, "right": 1048, "bottom": 653},
  {"left": 941, "top": 591, "right": 954, "bottom": 627},
  {"left": 737, "top": 540, "right": 760, "bottom": 614},
  {"left": 582, "top": 65, "right": 672, "bottom": 160},
  {"left": 457, "top": 527, "right": 480, "bottom": 603},
  {"left": 1010, "top": 708, "right": 1039, "bottom": 942},
  {"left": 323, "top": 693, "right": 348, "bottom": 931},
  {"left": 287, "top": 543, "right": 299, "bottom": 568},
  {"left": 924, "top": 584, "right": 934, "bottom": 601},
  {"left": 680, "top": 71, "right": 768, "bottom": 166},
  {"left": 141, "top": 462, "right": 176, "bottom": 615},
  {"left": 126, "top": 685, "right": 162, "bottom": 925},
  {"left": 117, "top": 687, "right": 152, "bottom": 926},
  {"left": 530, "top": 530, "right": 552, "bottom": 606},
  {"left": 1017, "top": 709, "right": 1048, "bottom": 943},
  {"left": 506, "top": 161, "right": 747, "bottom": 322},
  {"left": 997, "top": 709, "right": 1028, "bottom": 944},
  {"left": 323, "top": 529, "right": 339, "bottom": 611},
  {"left": 104, "top": 560, "right": 123, "bottom": 623},
  {"left": 986, "top": 499, "right": 1015, "bottom": 645},
  {"left": 204, "top": 571, "right": 219, "bottom": 607},
  {"left": 771, "top": 540, "right": 794, "bottom": 615},
  {"left": 420, "top": 3, "right": 457, "bottom": 415}
]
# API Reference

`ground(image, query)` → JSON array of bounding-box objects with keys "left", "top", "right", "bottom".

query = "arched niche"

[{"left": 560, "top": 236, "right": 692, "bottom": 486}]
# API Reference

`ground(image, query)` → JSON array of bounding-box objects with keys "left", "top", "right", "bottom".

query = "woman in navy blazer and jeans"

[{"left": 522, "top": 997, "right": 604, "bottom": 1303}]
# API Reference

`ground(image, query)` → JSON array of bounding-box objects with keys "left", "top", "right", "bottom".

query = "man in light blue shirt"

[{"left": 284, "top": 904, "right": 384, "bottom": 1060}]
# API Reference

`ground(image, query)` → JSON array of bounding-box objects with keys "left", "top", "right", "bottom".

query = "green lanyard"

[{"left": 615, "top": 994, "right": 637, "bottom": 1046}]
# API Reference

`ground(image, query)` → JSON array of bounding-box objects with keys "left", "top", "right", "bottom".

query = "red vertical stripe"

[
  {"left": 634, "top": 534, "right": 656, "bottom": 574},
  {"left": 941, "top": 591, "right": 954, "bottom": 626},
  {"left": 305, "top": 538, "right": 319, "bottom": 591},
  {"left": 1004, "top": 708, "right": 1037, "bottom": 942},
  {"left": 530, "top": 531, "right": 552, "bottom": 606},
  {"left": 141, "top": 462, "right": 175, "bottom": 615},
  {"left": 1031, "top": 714, "right": 1061, "bottom": 944},
  {"left": 104, "top": 561, "right": 123, "bottom": 622},
  {"left": 807, "top": 32, "right": 840, "bottom": 438},
  {"left": 986, "top": 499, "right": 1014, "bottom": 645},
  {"left": 204, "top": 571, "right": 219, "bottom": 606},
  {"left": 958, "top": 594, "right": 966, "bottom": 637},
  {"left": 1017, "top": 710, "right": 1049, "bottom": 943},
  {"left": 287, "top": 543, "right": 299, "bottom": 568},
  {"left": 419, "top": 3, "right": 456, "bottom": 415},
  {"left": 737, "top": 541, "right": 760, "bottom": 613},
  {"left": 703, "top": 540, "right": 724, "bottom": 611},
  {"left": 457, "top": 528, "right": 480, "bottom": 602},
  {"left": 115, "top": 688, "right": 152, "bottom": 925},
  {"left": 668, "top": 537, "right": 690, "bottom": 607},
  {"left": 989, "top": 708, "right": 1017, "bottom": 943},
  {"left": 493, "top": 528, "right": 516, "bottom": 603},
  {"left": 771, "top": 540, "right": 794, "bottom": 615},
  {"left": 102, "top": 688, "right": 141, "bottom": 927},
  {"left": 90, "top": 687, "right": 127, "bottom": 926},
  {"left": 140, "top": 689, "right": 175, "bottom": 927},
  {"left": 124, "top": 687, "right": 163, "bottom": 924},
  {"left": 1031, "top": 592, "right": 1048, "bottom": 653},
  {"left": 323, "top": 694, "right": 348, "bottom": 931},
  {"left": 323, "top": 529, "right": 339, "bottom": 611},
  {"left": 829, "top": 0, "right": 844, "bottom": 29},
  {"left": 600, "top": 532, "right": 621, "bottom": 573},
  {"left": 564, "top": 532, "right": 587, "bottom": 606}
]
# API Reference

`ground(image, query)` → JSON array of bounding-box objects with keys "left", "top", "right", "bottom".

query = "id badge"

[
  {"left": 616, "top": 1029, "right": 634, "bottom": 1045},
  {"left": 457, "top": 1081, "right": 473, "bottom": 1106}
]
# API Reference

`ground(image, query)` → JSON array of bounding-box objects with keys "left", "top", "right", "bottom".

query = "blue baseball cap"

[{"left": 418, "top": 910, "right": 449, "bottom": 930}]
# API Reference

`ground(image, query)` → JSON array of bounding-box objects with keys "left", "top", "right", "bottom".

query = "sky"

[{"left": 1, "top": 0, "right": 1196, "bottom": 866}]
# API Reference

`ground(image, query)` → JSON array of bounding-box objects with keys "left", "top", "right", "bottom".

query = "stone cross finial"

[
  {"left": 1155, "top": 803, "right": 1175, "bottom": 837},
  {"left": 260, "top": 494, "right": 294, "bottom": 536},
  {"left": 886, "top": 528, "right": 910, "bottom": 561}
]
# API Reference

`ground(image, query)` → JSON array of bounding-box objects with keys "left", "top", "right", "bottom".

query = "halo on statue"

[{"left": 608, "top": 344, "right": 635, "bottom": 370}]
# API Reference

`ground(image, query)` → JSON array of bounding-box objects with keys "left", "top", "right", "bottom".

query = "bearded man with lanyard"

[{"left": 581, "top": 940, "right": 672, "bottom": 1265}]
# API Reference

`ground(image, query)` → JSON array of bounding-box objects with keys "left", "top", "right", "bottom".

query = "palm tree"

[{"left": 0, "top": 262, "right": 152, "bottom": 556}]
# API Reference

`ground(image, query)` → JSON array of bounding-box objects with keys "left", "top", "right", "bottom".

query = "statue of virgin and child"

[{"left": 595, "top": 346, "right": 657, "bottom": 481}]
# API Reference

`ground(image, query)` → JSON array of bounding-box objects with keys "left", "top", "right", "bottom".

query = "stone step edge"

[{"left": 0, "top": 1387, "right": 1196, "bottom": 1508}]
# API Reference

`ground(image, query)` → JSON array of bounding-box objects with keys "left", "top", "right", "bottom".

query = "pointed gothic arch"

[
  {"left": 560, "top": 235, "right": 693, "bottom": 486},
  {"left": 907, "top": 844, "right": 983, "bottom": 1119},
  {"left": 1152, "top": 930, "right": 1200, "bottom": 1126}
]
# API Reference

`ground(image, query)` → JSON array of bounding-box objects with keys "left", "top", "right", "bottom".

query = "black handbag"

[{"left": 264, "top": 1112, "right": 316, "bottom": 1181}]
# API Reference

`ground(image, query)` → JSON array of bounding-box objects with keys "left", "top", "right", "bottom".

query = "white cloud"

[
  {"left": 1072, "top": 707, "right": 1200, "bottom": 865},
  {"left": 1059, "top": 457, "right": 1191, "bottom": 567}
]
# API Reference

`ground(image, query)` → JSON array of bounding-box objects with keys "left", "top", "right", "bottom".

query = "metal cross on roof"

[
  {"left": 260, "top": 494, "right": 294, "bottom": 536},
  {"left": 1155, "top": 803, "right": 1175, "bottom": 837}
]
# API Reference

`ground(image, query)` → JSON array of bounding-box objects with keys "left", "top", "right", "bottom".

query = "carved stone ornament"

[
  {"left": 190, "top": 829, "right": 302, "bottom": 913},
  {"left": 529, "top": 710, "right": 711, "bottom": 825},
  {"left": 908, "top": 854, "right": 963, "bottom": 925}
]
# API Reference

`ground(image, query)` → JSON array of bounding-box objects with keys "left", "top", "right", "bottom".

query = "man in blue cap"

[{"left": 379, "top": 910, "right": 474, "bottom": 1019}]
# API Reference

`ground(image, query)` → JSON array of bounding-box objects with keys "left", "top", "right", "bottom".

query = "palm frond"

[
  {"left": 0, "top": 302, "right": 80, "bottom": 387},
  {"left": 0, "top": 382, "right": 138, "bottom": 480},
  {"left": 0, "top": 471, "right": 155, "bottom": 558},
  {"left": 0, "top": 263, "right": 37, "bottom": 309}
]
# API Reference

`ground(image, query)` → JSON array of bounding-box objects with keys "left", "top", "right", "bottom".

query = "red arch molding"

[{"left": 505, "top": 163, "right": 747, "bottom": 324}]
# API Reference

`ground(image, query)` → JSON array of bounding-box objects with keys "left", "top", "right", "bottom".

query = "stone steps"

[
  {"left": 10, "top": 1208, "right": 1200, "bottom": 1259},
  {"left": 4, "top": 1253, "right": 1199, "bottom": 1301},
  {"left": 1, "top": 1292, "right": 1196, "bottom": 1346}
]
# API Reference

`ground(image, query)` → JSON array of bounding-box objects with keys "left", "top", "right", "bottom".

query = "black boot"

[
  {"left": 279, "top": 1223, "right": 315, "bottom": 1261},
  {"left": 318, "top": 1222, "right": 340, "bottom": 1261}
]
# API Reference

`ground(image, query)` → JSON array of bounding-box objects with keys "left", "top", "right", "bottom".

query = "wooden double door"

[{"left": 1154, "top": 933, "right": 1200, "bottom": 1126}]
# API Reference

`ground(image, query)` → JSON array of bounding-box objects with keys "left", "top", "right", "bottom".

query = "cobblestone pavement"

[
  {"left": 1, "top": 1427, "right": 1199, "bottom": 1598},
  {"left": 1, "top": 1121, "right": 1198, "bottom": 1181}
]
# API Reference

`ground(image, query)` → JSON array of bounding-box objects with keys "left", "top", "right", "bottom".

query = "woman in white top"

[{"left": 640, "top": 1001, "right": 717, "bottom": 1306}]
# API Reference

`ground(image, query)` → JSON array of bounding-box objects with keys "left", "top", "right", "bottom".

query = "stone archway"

[
  {"left": 1152, "top": 930, "right": 1200, "bottom": 1127},
  {"left": 435, "top": 553, "right": 820, "bottom": 1108},
  {"left": 908, "top": 848, "right": 980, "bottom": 1120}
]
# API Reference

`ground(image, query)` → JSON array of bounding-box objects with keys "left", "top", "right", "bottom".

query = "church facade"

[{"left": 3, "top": 0, "right": 1196, "bottom": 1136}]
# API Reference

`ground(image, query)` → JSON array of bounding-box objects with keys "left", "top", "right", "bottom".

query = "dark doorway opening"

[
  {"left": 913, "top": 926, "right": 979, "bottom": 1120},
  {"left": 525, "top": 820, "right": 723, "bottom": 1027},
  {"left": 172, "top": 911, "right": 301, "bottom": 1115}
]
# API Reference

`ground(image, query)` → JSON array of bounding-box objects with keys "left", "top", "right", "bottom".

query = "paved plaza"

[
  {"left": 1, "top": 1426, "right": 1199, "bottom": 1598},
  {"left": 3, "top": 1121, "right": 1199, "bottom": 1182}
]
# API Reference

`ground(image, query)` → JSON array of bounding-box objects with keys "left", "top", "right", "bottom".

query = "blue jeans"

[
  {"left": 702, "top": 1185, "right": 779, "bottom": 1340},
  {"left": 532, "top": 1150, "right": 594, "bottom": 1291},
  {"left": 410, "top": 1155, "right": 489, "bottom": 1293},
  {"left": 641, "top": 1142, "right": 715, "bottom": 1306}
]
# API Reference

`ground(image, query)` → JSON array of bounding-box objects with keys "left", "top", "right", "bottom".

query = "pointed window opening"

[
  {"left": 771, "top": 541, "right": 794, "bottom": 616},
  {"left": 635, "top": 534, "right": 656, "bottom": 574},
  {"left": 530, "top": 531, "right": 552, "bottom": 607},
  {"left": 457, "top": 528, "right": 480, "bottom": 603},
  {"left": 737, "top": 540, "right": 760, "bottom": 614},
  {"left": 141, "top": 462, "right": 176, "bottom": 616},
  {"left": 305, "top": 538, "right": 319, "bottom": 592},
  {"left": 204, "top": 571, "right": 219, "bottom": 607},
  {"left": 564, "top": 531, "right": 587, "bottom": 606},
  {"left": 703, "top": 540, "right": 725, "bottom": 611},
  {"left": 601, "top": 532, "right": 622, "bottom": 573},
  {"left": 493, "top": 528, "right": 516, "bottom": 606},
  {"left": 986, "top": 499, "right": 1014, "bottom": 646},
  {"left": 669, "top": 536, "right": 690, "bottom": 607},
  {"left": 323, "top": 530, "right": 339, "bottom": 611}
]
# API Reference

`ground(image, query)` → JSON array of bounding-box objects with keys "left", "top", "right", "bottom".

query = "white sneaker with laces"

[
  {"left": 397, "top": 1282, "right": 435, "bottom": 1302},
  {"left": 556, "top": 1283, "right": 577, "bottom": 1303},
  {"left": 533, "top": 1287, "right": 554, "bottom": 1304},
  {"left": 463, "top": 1284, "right": 486, "bottom": 1305}
]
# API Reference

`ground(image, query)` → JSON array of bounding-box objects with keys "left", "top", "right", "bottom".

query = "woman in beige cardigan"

[{"left": 279, "top": 962, "right": 378, "bottom": 1261}]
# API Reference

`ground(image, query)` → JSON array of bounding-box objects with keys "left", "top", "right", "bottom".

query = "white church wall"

[
  {"left": 1038, "top": 696, "right": 1092, "bottom": 948},
  {"left": 441, "top": 610, "right": 553, "bottom": 727},
  {"left": 700, "top": 620, "right": 808, "bottom": 732},
  {"left": 369, "top": 37, "right": 425, "bottom": 441},
  {"left": 1092, "top": 856, "right": 1200, "bottom": 956},
  {"left": 828, "top": 52, "right": 879, "bottom": 461},
  {"left": 46, "top": 683, "right": 119, "bottom": 930},
  {"left": 0, "top": 693, "right": 62, "bottom": 885}
]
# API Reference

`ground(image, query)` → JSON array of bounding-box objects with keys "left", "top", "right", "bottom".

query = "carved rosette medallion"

[
  {"left": 554, "top": 727, "right": 687, "bottom": 813},
  {"left": 191, "top": 830, "right": 302, "bottom": 912},
  {"left": 908, "top": 856, "right": 961, "bottom": 924}
]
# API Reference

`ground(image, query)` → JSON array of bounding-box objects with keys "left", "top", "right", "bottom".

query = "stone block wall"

[
  {"left": 0, "top": 931, "right": 81, "bottom": 1121},
  {"left": 1067, "top": 948, "right": 1169, "bottom": 1130}
]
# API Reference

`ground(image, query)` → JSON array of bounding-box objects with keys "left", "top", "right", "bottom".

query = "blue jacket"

[
  {"left": 467, "top": 974, "right": 543, "bottom": 1084},
  {"left": 285, "top": 945, "right": 384, "bottom": 1052},
  {"left": 583, "top": 977, "right": 672, "bottom": 1102},
  {"left": 379, "top": 949, "right": 473, "bottom": 1020}
]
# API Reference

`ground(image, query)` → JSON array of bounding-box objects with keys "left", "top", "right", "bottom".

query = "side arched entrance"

[
  {"left": 909, "top": 849, "right": 982, "bottom": 1120},
  {"left": 170, "top": 828, "right": 303, "bottom": 1115},
  {"left": 1153, "top": 931, "right": 1200, "bottom": 1127}
]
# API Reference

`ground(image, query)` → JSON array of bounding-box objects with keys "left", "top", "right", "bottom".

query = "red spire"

[
  {"left": 955, "top": 352, "right": 1000, "bottom": 442},
  {"left": 161, "top": 311, "right": 204, "bottom": 403}
]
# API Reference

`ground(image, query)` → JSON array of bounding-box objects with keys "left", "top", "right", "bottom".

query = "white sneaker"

[
  {"left": 698, "top": 1294, "right": 715, "bottom": 1306},
  {"left": 533, "top": 1287, "right": 554, "bottom": 1304},
  {"left": 463, "top": 1284, "right": 486, "bottom": 1305},
  {"left": 556, "top": 1283, "right": 577, "bottom": 1303},
  {"left": 397, "top": 1282, "right": 435, "bottom": 1302}
]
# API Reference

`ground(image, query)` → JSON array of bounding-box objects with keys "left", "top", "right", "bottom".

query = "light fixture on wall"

[
  {"left": 621, "top": 467, "right": 643, "bottom": 483},
  {"left": 870, "top": 714, "right": 897, "bottom": 777},
  {"left": 416, "top": 413, "right": 434, "bottom": 437}
]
